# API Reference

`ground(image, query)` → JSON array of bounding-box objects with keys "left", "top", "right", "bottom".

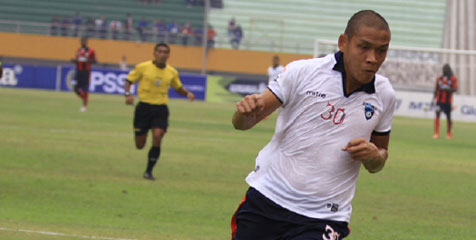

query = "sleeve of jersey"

[
  {"left": 452, "top": 76, "right": 458, "bottom": 90},
  {"left": 170, "top": 71, "right": 183, "bottom": 90},
  {"left": 126, "top": 66, "right": 142, "bottom": 84},
  {"left": 373, "top": 87, "right": 396, "bottom": 135},
  {"left": 90, "top": 49, "right": 96, "bottom": 61},
  {"left": 267, "top": 62, "right": 297, "bottom": 106}
]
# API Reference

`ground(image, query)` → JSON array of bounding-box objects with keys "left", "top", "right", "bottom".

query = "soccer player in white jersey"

[
  {"left": 268, "top": 55, "right": 284, "bottom": 83},
  {"left": 231, "top": 10, "right": 395, "bottom": 240}
]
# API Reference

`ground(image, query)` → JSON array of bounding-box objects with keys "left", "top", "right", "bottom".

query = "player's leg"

[
  {"left": 143, "top": 105, "right": 169, "bottom": 180},
  {"left": 76, "top": 71, "right": 90, "bottom": 111},
  {"left": 433, "top": 104, "right": 441, "bottom": 139},
  {"left": 144, "top": 127, "right": 166, "bottom": 180},
  {"left": 445, "top": 106, "right": 452, "bottom": 139},
  {"left": 232, "top": 187, "right": 287, "bottom": 240},
  {"left": 133, "top": 102, "right": 151, "bottom": 150}
]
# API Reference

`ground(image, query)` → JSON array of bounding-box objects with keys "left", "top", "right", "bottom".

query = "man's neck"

[{"left": 154, "top": 61, "right": 166, "bottom": 69}]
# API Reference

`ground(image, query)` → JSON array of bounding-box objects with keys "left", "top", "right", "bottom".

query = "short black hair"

[
  {"left": 442, "top": 63, "right": 453, "bottom": 77},
  {"left": 154, "top": 43, "right": 170, "bottom": 53},
  {"left": 344, "top": 10, "right": 390, "bottom": 39}
]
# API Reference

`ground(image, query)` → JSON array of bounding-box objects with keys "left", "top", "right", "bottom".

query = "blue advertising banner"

[
  {"left": 0, "top": 64, "right": 206, "bottom": 101},
  {"left": 60, "top": 66, "right": 206, "bottom": 100},
  {"left": 0, "top": 64, "right": 57, "bottom": 90}
]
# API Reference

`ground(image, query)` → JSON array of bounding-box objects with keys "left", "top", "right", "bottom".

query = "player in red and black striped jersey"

[
  {"left": 72, "top": 37, "right": 97, "bottom": 112},
  {"left": 433, "top": 64, "right": 458, "bottom": 139}
]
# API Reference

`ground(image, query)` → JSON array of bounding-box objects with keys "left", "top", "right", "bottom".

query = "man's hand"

[
  {"left": 342, "top": 137, "right": 387, "bottom": 173},
  {"left": 233, "top": 94, "right": 266, "bottom": 130},
  {"left": 125, "top": 95, "right": 134, "bottom": 105},
  {"left": 187, "top": 91, "right": 195, "bottom": 101},
  {"left": 236, "top": 94, "right": 265, "bottom": 116}
]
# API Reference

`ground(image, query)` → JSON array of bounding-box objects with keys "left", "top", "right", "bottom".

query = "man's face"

[
  {"left": 154, "top": 46, "right": 170, "bottom": 65},
  {"left": 273, "top": 57, "right": 280, "bottom": 66},
  {"left": 339, "top": 25, "right": 390, "bottom": 85}
]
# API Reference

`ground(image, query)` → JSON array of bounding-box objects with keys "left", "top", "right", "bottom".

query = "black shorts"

[
  {"left": 436, "top": 102, "right": 451, "bottom": 115},
  {"left": 75, "top": 70, "right": 90, "bottom": 92},
  {"left": 133, "top": 102, "right": 169, "bottom": 136},
  {"left": 232, "top": 187, "right": 350, "bottom": 240}
]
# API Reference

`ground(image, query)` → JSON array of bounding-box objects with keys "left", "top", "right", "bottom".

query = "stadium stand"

[
  {"left": 0, "top": 0, "right": 204, "bottom": 39},
  {"left": 208, "top": 0, "right": 447, "bottom": 53}
]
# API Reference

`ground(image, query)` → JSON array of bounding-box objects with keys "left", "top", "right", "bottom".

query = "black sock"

[{"left": 146, "top": 146, "right": 161, "bottom": 173}]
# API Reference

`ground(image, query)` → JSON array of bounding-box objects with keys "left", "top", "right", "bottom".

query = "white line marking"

[{"left": 0, "top": 227, "right": 137, "bottom": 240}]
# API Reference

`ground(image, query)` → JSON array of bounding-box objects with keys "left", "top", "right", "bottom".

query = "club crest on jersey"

[
  {"left": 155, "top": 78, "right": 162, "bottom": 86},
  {"left": 363, "top": 102, "right": 377, "bottom": 120}
]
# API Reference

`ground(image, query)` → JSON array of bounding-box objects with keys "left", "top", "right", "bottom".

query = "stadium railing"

[{"left": 0, "top": 19, "right": 314, "bottom": 54}]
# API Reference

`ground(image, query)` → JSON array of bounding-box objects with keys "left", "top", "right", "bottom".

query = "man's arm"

[
  {"left": 176, "top": 86, "right": 195, "bottom": 101},
  {"left": 232, "top": 88, "right": 282, "bottom": 130},
  {"left": 342, "top": 134, "right": 390, "bottom": 173},
  {"left": 124, "top": 80, "right": 134, "bottom": 105}
]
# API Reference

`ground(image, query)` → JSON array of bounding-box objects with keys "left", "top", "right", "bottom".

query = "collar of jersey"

[{"left": 332, "top": 51, "right": 376, "bottom": 97}]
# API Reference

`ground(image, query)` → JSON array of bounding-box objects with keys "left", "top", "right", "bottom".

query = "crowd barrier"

[{"left": 0, "top": 63, "right": 206, "bottom": 101}]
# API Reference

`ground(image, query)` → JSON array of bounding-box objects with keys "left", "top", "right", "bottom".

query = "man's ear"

[{"left": 338, "top": 34, "right": 348, "bottom": 52}]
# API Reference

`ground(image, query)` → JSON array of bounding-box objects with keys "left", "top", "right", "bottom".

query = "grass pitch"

[{"left": 0, "top": 88, "right": 475, "bottom": 240}]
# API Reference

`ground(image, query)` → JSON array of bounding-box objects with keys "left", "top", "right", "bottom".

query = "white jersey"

[
  {"left": 246, "top": 52, "right": 396, "bottom": 223},
  {"left": 268, "top": 65, "right": 284, "bottom": 83}
]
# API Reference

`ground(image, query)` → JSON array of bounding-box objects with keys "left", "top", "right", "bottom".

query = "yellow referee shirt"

[{"left": 127, "top": 61, "right": 183, "bottom": 105}]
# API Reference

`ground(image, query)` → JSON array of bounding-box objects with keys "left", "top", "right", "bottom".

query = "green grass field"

[{"left": 1, "top": 88, "right": 475, "bottom": 240}]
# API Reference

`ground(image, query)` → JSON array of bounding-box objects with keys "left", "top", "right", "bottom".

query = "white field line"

[{"left": 0, "top": 227, "right": 137, "bottom": 240}]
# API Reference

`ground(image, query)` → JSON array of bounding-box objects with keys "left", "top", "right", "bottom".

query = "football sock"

[
  {"left": 434, "top": 118, "right": 440, "bottom": 135},
  {"left": 447, "top": 120, "right": 452, "bottom": 134},
  {"left": 146, "top": 146, "right": 161, "bottom": 173},
  {"left": 83, "top": 92, "right": 89, "bottom": 107}
]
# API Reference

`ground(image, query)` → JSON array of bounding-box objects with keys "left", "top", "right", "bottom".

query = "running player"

[
  {"left": 124, "top": 43, "right": 195, "bottom": 180},
  {"left": 433, "top": 63, "right": 458, "bottom": 139},
  {"left": 231, "top": 10, "right": 396, "bottom": 239},
  {"left": 72, "top": 37, "right": 97, "bottom": 112}
]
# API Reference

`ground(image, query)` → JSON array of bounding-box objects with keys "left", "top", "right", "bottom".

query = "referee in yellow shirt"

[{"left": 124, "top": 43, "right": 195, "bottom": 180}]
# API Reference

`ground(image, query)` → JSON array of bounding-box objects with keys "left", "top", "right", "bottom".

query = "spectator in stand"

[
  {"left": 157, "top": 19, "right": 167, "bottom": 43},
  {"left": 110, "top": 20, "right": 122, "bottom": 40},
  {"left": 231, "top": 25, "right": 243, "bottom": 49},
  {"left": 95, "top": 16, "right": 104, "bottom": 38},
  {"left": 228, "top": 17, "right": 236, "bottom": 38},
  {"left": 194, "top": 27, "right": 203, "bottom": 46},
  {"left": 207, "top": 24, "right": 217, "bottom": 50},
  {"left": 61, "top": 16, "right": 71, "bottom": 36},
  {"left": 123, "top": 13, "right": 134, "bottom": 40},
  {"left": 137, "top": 17, "right": 149, "bottom": 42},
  {"left": 50, "top": 16, "right": 60, "bottom": 35},
  {"left": 99, "top": 16, "right": 108, "bottom": 39},
  {"left": 181, "top": 22, "right": 193, "bottom": 46},
  {"left": 167, "top": 20, "right": 179, "bottom": 43},
  {"left": 72, "top": 12, "right": 83, "bottom": 37},
  {"left": 152, "top": 19, "right": 160, "bottom": 42},
  {"left": 85, "top": 17, "right": 95, "bottom": 38}
]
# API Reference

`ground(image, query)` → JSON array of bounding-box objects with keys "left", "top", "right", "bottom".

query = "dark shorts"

[
  {"left": 436, "top": 102, "right": 451, "bottom": 114},
  {"left": 231, "top": 187, "right": 350, "bottom": 240},
  {"left": 75, "top": 70, "right": 90, "bottom": 92},
  {"left": 133, "top": 102, "right": 169, "bottom": 136}
]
